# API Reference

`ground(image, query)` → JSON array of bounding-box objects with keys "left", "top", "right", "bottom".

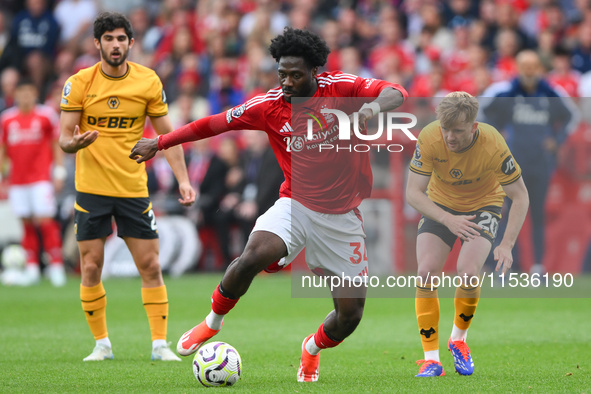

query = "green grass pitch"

[{"left": 1, "top": 273, "right": 589, "bottom": 392}]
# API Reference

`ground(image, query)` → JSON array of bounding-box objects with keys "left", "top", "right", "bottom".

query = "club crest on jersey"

[
  {"left": 450, "top": 168, "right": 463, "bottom": 179},
  {"left": 107, "top": 97, "right": 120, "bottom": 109},
  {"left": 63, "top": 81, "right": 71, "bottom": 97}
]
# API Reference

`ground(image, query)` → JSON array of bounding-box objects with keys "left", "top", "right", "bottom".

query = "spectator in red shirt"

[{"left": 548, "top": 46, "right": 581, "bottom": 98}]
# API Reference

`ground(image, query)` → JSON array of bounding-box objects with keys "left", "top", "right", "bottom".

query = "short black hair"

[
  {"left": 16, "top": 78, "right": 35, "bottom": 89},
  {"left": 554, "top": 45, "right": 571, "bottom": 58},
  {"left": 94, "top": 12, "right": 134, "bottom": 41},
  {"left": 268, "top": 27, "right": 330, "bottom": 69}
]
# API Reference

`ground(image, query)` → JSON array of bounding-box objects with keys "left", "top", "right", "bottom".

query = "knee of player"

[
  {"left": 35, "top": 217, "right": 54, "bottom": 224},
  {"left": 137, "top": 257, "right": 161, "bottom": 275},
  {"left": 416, "top": 268, "right": 437, "bottom": 283},
  {"left": 337, "top": 307, "right": 364, "bottom": 329},
  {"left": 238, "top": 245, "right": 277, "bottom": 272},
  {"left": 456, "top": 270, "right": 480, "bottom": 285},
  {"left": 80, "top": 247, "right": 103, "bottom": 266},
  {"left": 80, "top": 258, "right": 102, "bottom": 278}
]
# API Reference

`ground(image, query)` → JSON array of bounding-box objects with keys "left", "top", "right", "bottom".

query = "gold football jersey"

[
  {"left": 409, "top": 120, "right": 522, "bottom": 212},
  {"left": 61, "top": 62, "right": 167, "bottom": 197}
]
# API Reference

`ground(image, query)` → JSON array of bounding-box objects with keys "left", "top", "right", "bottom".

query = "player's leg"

[
  {"left": 20, "top": 217, "right": 42, "bottom": 285},
  {"left": 8, "top": 184, "right": 41, "bottom": 285},
  {"left": 178, "top": 230, "right": 287, "bottom": 355},
  {"left": 298, "top": 287, "right": 366, "bottom": 383},
  {"left": 447, "top": 207, "right": 499, "bottom": 375},
  {"left": 415, "top": 231, "right": 451, "bottom": 377},
  {"left": 124, "top": 237, "right": 163, "bottom": 286},
  {"left": 297, "top": 204, "right": 367, "bottom": 382},
  {"left": 114, "top": 196, "right": 179, "bottom": 361},
  {"left": 32, "top": 181, "right": 66, "bottom": 287},
  {"left": 448, "top": 232, "right": 493, "bottom": 376},
  {"left": 79, "top": 237, "right": 113, "bottom": 361},
  {"left": 124, "top": 236, "right": 180, "bottom": 361},
  {"left": 37, "top": 217, "right": 66, "bottom": 286},
  {"left": 453, "top": 238, "right": 492, "bottom": 341},
  {"left": 75, "top": 192, "right": 114, "bottom": 361},
  {"left": 177, "top": 198, "right": 295, "bottom": 357}
]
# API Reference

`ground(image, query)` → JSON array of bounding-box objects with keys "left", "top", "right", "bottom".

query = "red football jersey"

[
  {"left": 0, "top": 105, "right": 59, "bottom": 185},
  {"left": 221, "top": 71, "right": 407, "bottom": 214}
]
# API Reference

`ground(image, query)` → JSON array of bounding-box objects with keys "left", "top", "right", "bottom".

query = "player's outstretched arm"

[
  {"left": 406, "top": 170, "right": 481, "bottom": 242},
  {"left": 59, "top": 111, "right": 99, "bottom": 153},
  {"left": 353, "top": 87, "right": 405, "bottom": 131},
  {"left": 131, "top": 113, "right": 229, "bottom": 163},
  {"left": 148, "top": 115, "right": 196, "bottom": 206},
  {"left": 494, "top": 177, "right": 529, "bottom": 274},
  {"left": 372, "top": 87, "right": 405, "bottom": 113}
]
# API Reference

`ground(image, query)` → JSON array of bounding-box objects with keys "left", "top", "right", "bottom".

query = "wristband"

[
  {"left": 53, "top": 165, "right": 67, "bottom": 181},
  {"left": 360, "top": 102, "right": 380, "bottom": 117}
]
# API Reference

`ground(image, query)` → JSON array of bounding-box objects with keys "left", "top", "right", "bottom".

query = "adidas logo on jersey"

[{"left": 279, "top": 122, "right": 293, "bottom": 133}]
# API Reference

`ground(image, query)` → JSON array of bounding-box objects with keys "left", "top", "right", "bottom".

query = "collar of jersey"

[
  {"left": 99, "top": 63, "right": 131, "bottom": 80},
  {"left": 454, "top": 129, "right": 479, "bottom": 154}
]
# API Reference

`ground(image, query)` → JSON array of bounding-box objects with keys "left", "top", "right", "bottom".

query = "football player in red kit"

[
  {"left": 131, "top": 27, "right": 408, "bottom": 382},
  {"left": 0, "top": 79, "right": 66, "bottom": 286}
]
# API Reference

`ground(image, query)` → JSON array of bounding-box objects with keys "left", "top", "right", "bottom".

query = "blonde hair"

[{"left": 436, "top": 91, "right": 479, "bottom": 127}]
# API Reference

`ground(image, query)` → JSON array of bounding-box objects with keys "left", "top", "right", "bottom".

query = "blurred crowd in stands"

[{"left": 1, "top": 0, "right": 590, "bottom": 273}]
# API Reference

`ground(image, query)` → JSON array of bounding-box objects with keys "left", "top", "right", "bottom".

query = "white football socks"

[
  {"left": 424, "top": 350, "right": 440, "bottom": 362},
  {"left": 152, "top": 339, "right": 167, "bottom": 350},
  {"left": 205, "top": 311, "right": 224, "bottom": 330},
  {"left": 96, "top": 337, "right": 111, "bottom": 349},
  {"left": 305, "top": 335, "right": 321, "bottom": 356},
  {"left": 450, "top": 324, "right": 468, "bottom": 342}
]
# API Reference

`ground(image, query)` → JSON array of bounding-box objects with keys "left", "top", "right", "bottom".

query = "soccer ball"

[
  {"left": 192, "top": 342, "right": 242, "bottom": 387},
  {"left": 1, "top": 244, "right": 26, "bottom": 270}
]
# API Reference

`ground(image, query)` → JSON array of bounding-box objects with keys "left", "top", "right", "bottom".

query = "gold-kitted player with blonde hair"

[
  {"left": 59, "top": 12, "right": 196, "bottom": 362},
  {"left": 406, "top": 92, "right": 529, "bottom": 377}
]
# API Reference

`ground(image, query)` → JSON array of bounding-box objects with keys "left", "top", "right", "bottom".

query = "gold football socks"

[
  {"left": 142, "top": 285, "right": 169, "bottom": 341},
  {"left": 416, "top": 284, "right": 440, "bottom": 352},
  {"left": 453, "top": 285, "right": 481, "bottom": 331},
  {"left": 81, "top": 282, "right": 108, "bottom": 340}
]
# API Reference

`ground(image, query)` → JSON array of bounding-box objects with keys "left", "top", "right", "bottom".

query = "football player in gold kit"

[
  {"left": 59, "top": 12, "right": 195, "bottom": 361},
  {"left": 407, "top": 92, "right": 529, "bottom": 376}
]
